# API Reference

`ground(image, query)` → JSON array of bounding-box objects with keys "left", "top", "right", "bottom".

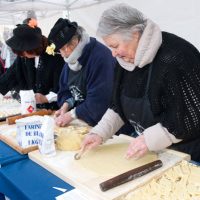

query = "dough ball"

[
  {"left": 55, "top": 125, "right": 90, "bottom": 151},
  {"left": 56, "top": 131, "right": 85, "bottom": 151}
]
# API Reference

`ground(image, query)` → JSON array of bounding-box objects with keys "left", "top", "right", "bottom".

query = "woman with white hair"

[{"left": 82, "top": 4, "right": 200, "bottom": 162}]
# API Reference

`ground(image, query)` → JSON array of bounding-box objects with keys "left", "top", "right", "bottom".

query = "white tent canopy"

[
  {"left": 0, "top": 0, "right": 114, "bottom": 25},
  {"left": 0, "top": 0, "right": 200, "bottom": 50}
]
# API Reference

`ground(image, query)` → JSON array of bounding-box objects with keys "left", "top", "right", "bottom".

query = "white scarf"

[
  {"left": 64, "top": 32, "right": 90, "bottom": 71},
  {"left": 117, "top": 19, "right": 162, "bottom": 71}
]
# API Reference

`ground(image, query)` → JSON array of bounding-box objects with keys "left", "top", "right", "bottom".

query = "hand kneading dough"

[{"left": 55, "top": 126, "right": 90, "bottom": 151}]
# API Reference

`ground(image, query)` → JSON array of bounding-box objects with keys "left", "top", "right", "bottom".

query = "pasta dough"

[
  {"left": 0, "top": 107, "right": 20, "bottom": 118},
  {"left": 121, "top": 160, "right": 200, "bottom": 200},
  {"left": 55, "top": 125, "right": 90, "bottom": 151},
  {"left": 75, "top": 142, "right": 158, "bottom": 176},
  {"left": 0, "top": 97, "right": 20, "bottom": 118}
]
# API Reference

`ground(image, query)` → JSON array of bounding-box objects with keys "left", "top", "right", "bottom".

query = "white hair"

[{"left": 97, "top": 3, "right": 147, "bottom": 40}]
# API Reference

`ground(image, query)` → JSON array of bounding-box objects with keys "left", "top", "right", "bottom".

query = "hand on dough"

[
  {"left": 81, "top": 133, "right": 103, "bottom": 151},
  {"left": 55, "top": 111, "right": 73, "bottom": 127},
  {"left": 126, "top": 135, "right": 149, "bottom": 159},
  {"left": 54, "top": 102, "right": 69, "bottom": 118}
]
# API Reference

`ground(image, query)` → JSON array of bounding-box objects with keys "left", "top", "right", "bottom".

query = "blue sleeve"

[
  {"left": 57, "top": 64, "right": 72, "bottom": 107},
  {"left": 76, "top": 49, "right": 115, "bottom": 126}
]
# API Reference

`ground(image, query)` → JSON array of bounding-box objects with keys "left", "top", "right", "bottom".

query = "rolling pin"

[
  {"left": 99, "top": 159, "right": 163, "bottom": 191},
  {"left": 6, "top": 109, "right": 53, "bottom": 125}
]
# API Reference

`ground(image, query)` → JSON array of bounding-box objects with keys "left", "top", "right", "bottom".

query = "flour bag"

[
  {"left": 20, "top": 90, "right": 36, "bottom": 114},
  {"left": 38, "top": 116, "right": 56, "bottom": 157}
]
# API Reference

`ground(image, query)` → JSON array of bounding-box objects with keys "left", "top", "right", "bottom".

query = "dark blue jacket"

[{"left": 58, "top": 37, "right": 115, "bottom": 126}]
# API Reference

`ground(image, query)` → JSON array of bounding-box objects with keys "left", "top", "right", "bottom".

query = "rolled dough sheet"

[{"left": 75, "top": 142, "right": 158, "bottom": 177}]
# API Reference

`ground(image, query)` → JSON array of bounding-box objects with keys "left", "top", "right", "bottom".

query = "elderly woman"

[
  {"left": 47, "top": 18, "right": 115, "bottom": 127},
  {"left": 82, "top": 4, "right": 200, "bottom": 162},
  {"left": 0, "top": 19, "right": 64, "bottom": 110}
]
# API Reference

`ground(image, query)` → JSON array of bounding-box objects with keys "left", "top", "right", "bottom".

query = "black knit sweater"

[{"left": 112, "top": 32, "right": 200, "bottom": 161}]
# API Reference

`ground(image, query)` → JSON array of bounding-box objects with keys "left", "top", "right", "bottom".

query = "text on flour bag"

[{"left": 20, "top": 90, "right": 36, "bottom": 114}]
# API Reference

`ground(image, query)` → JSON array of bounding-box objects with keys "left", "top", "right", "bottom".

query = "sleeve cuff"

[
  {"left": 65, "top": 97, "right": 75, "bottom": 109},
  {"left": 91, "top": 108, "right": 124, "bottom": 141},
  {"left": 143, "top": 123, "right": 182, "bottom": 151},
  {"left": 70, "top": 108, "right": 77, "bottom": 119},
  {"left": 46, "top": 92, "right": 57, "bottom": 103}
]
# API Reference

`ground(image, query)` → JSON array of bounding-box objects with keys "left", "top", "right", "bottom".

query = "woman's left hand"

[
  {"left": 55, "top": 112, "right": 73, "bottom": 127},
  {"left": 126, "top": 135, "right": 149, "bottom": 159},
  {"left": 35, "top": 93, "right": 48, "bottom": 104}
]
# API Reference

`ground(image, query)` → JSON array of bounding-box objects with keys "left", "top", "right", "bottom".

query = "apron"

[
  {"left": 120, "top": 64, "right": 200, "bottom": 161},
  {"left": 68, "top": 67, "right": 87, "bottom": 106},
  {"left": 121, "top": 63, "right": 157, "bottom": 135}
]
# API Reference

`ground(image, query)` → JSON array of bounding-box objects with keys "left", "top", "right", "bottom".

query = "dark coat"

[
  {"left": 0, "top": 57, "right": 5, "bottom": 76},
  {"left": 0, "top": 52, "right": 64, "bottom": 109},
  {"left": 58, "top": 38, "right": 115, "bottom": 126},
  {"left": 111, "top": 32, "right": 200, "bottom": 161}
]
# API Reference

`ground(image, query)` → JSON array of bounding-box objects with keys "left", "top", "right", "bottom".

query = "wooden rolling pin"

[
  {"left": 99, "top": 159, "right": 163, "bottom": 191},
  {"left": 6, "top": 109, "right": 53, "bottom": 125}
]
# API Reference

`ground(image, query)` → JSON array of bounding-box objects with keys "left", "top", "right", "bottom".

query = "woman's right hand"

[
  {"left": 81, "top": 133, "right": 103, "bottom": 151},
  {"left": 54, "top": 102, "right": 69, "bottom": 118}
]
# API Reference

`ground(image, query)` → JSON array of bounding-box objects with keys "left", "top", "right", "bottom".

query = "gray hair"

[{"left": 97, "top": 3, "right": 147, "bottom": 40}]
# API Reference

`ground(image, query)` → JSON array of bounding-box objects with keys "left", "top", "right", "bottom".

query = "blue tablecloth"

[
  {"left": 0, "top": 141, "right": 27, "bottom": 167},
  {"left": 0, "top": 159, "right": 74, "bottom": 200},
  {"left": 0, "top": 141, "right": 74, "bottom": 200}
]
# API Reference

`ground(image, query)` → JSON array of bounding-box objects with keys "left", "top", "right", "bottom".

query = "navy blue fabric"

[
  {"left": 190, "top": 160, "right": 200, "bottom": 166},
  {"left": 0, "top": 193, "right": 5, "bottom": 200},
  {"left": 0, "top": 159, "right": 74, "bottom": 200},
  {"left": 57, "top": 37, "right": 115, "bottom": 126},
  {"left": 0, "top": 141, "right": 27, "bottom": 167}
]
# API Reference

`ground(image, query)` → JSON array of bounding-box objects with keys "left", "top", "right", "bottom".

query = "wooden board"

[
  {"left": 28, "top": 135, "right": 190, "bottom": 200},
  {"left": 0, "top": 123, "right": 38, "bottom": 154},
  {"left": 0, "top": 118, "right": 90, "bottom": 155}
]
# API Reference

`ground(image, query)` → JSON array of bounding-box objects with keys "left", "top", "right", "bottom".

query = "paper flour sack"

[
  {"left": 20, "top": 90, "right": 36, "bottom": 114},
  {"left": 38, "top": 116, "right": 56, "bottom": 157}
]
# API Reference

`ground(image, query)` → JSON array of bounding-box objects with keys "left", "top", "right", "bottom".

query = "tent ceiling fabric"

[{"left": 0, "top": 0, "right": 114, "bottom": 25}]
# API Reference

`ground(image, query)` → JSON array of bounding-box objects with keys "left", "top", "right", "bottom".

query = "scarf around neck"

[
  {"left": 64, "top": 31, "right": 90, "bottom": 71},
  {"left": 117, "top": 19, "right": 162, "bottom": 71}
]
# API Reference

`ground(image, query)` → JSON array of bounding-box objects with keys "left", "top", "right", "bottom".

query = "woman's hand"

[
  {"left": 55, "top": 111, "right": 73, "bottom": 127},
  {"left": 54, "top": 102, "right": 69, "bottom": 118},
  {"left": 126, "top": 135, "right": 149, "bottom": 159},
  {"left": 81, "top": 133, "right": 103, "bottom": 151},
  {"left": 35, "top": 93, "right": 48, "bottom": 104}
]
